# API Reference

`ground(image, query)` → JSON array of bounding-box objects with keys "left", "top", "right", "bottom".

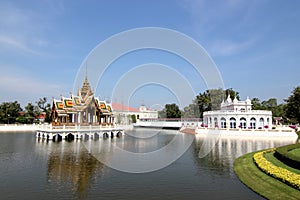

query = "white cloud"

[
  {"left": 0, "top": 1, "right": 65, "bottom": 55},
  {"left": 0, "top": 34, "right": 40, "bottom": 55}
]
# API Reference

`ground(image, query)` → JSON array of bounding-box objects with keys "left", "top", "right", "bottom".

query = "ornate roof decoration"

[
  {"left": 78, "top": 72, "right": 94, "bottom": 103},
  {"left": 106, "top": 104, "right": 113, "bottom": 112},
  {"left": 72, "top": 95, "right": 82, "bottom": 106},
  {"left": 54, "top": 99, "right": 64, "bottom": 110}
]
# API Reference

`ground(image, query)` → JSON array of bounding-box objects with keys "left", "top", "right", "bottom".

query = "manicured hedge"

[
  {"left": 274, "top": 143, "right": 300, "bottom": 170},
  {"left": 253, "top": 149, "right": 300, "bottom": 190}
]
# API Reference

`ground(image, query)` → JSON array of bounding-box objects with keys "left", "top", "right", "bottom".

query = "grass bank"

[{"left": 234, "top": 150, "right": 300, "bottom": 200}]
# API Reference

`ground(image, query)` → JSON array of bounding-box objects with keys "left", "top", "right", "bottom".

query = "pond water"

[{"left": 0, "top": 129, "right": 296, "bottom": 199}]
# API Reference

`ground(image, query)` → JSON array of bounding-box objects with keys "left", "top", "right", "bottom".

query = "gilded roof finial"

[{"left": 85, "top": 62, "right": 88, "bottom": 81}]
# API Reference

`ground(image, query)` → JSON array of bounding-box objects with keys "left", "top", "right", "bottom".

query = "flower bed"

[{"left": 253, "top": 149, "right": 300, "bottom": 190}]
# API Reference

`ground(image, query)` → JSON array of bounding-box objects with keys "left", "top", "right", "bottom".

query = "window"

[
  {"left": 221, "top": 117, "right": 226, "bottom": 128},
  {"left": 240, "top": 118, "right": 246, "bottom": 129},
  {"left": 230, "top": 117, "right": 236, "bottom": 128},
  {"left": 259, "top": 118, "right": 264, "bottom": 128},
  {"left": 214, "top": 117, "right": 218, "bottom": 128},
  {"left": 250, "top": 118, "right": 256, "bottom": 129}
]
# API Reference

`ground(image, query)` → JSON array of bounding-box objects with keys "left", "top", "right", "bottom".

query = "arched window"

[
  {"left": 259, "top": 118, "right": 264, "bottom": 128},
  {"left": 240, "top": 117, "right": 246, "bottom": 129},
  {"left": 250, "top": 117, "right": 256, "bottom": 129},
  {"left": 230, "top": 117, "right": 236, "bottom": 128},
  {"left": 221, "top": 117, "right": 226, "bottom": 128},
  {"left": 214, "top": 117, "right": 218, "bottom": 128}
]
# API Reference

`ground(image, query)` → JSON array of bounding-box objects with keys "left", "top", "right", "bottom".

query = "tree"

[
  {"left": 183, "top": 103, "right": 200, "bottom": 118},
  {"left": 0, "top": 101, "right": 22, "bottom": 124},
  {"left": 163, "top": 103, "right": 182, "bottom": 118},
  {"left": 285, "top": 86, "right": 300, "bottom": 124},
  {"left": 194, "top": 90, "right": 211, "bottom": 118},
  {"left": 225, "top": 88, "right": 240, "bottom": 101},
  {"left": 262, "top": 98, "right": 277, "bottom": 110},
  {"left": 36, "top": 97, "right": 51, "bottom": 123},
  {"left": 158, "top": 110, "right": 166, "bottom": 118},
  {"left": 24, "top": 103, "right": 37, "bottom": 123},
  {"left": 251, "top": 97, "right": 262, "bottom": 110},
  {"left": 131, "top": 114, "right": 137, "bottom": 123},
  {"left": 183, "top": 88, "right": 240, "bottom": 118}
]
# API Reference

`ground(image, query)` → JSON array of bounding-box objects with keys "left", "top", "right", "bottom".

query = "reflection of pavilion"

[{"left": 46, "top": 141, "right": 104, "bottom": 198}]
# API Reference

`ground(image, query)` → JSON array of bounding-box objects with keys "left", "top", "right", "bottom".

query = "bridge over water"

[{"left": 134, "top": 118, "right": 202, "bottom": 129}]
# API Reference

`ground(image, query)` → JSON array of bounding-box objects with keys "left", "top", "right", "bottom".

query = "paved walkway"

[{"left": 180, "top": 127, "right": 196, "bottom": 134}]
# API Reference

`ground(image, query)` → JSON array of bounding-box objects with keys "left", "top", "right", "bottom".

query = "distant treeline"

[
  {"left": 159, "top": 86, "right": 300, "bottom": 125},
  {"left": 1, "top": 86, "right": 300, "bottom": 125},
  {"left": 0, "top": 97, "right": 51, "bottom": 124}
]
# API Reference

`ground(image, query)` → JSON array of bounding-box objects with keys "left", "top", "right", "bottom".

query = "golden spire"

[{"left": 79, "top": 63, "right": 94, "bottom": 101}]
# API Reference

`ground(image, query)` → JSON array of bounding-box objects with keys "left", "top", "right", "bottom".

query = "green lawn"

[
  {"left": 289, "top": 148, "right": 300, "bottom": 157},
  {"left": 234, "top": 151, "right": 300, "bottom": 200}
]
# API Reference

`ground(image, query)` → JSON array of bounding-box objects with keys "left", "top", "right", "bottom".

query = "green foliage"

[
  {"left": 16, "top": 116, "right": 27, "bottom": 124},
  {"left": 131, "top": 114, "right": 137, "bottom": 123},
  {"left": 225, "top": 88, "right": 240, "bottom": 101},
  {"left": 251, "top": 97, "right": 287, "bottom": 120},
  {"left": 161, "top": 103, "right": 182, "bottom": 118},
  {"left": 274, "top": 143, "right": 300, "bottom": 170},
  {"left": 158, "top": 110, "right": 166, "bottom": 118},
  {"left": 183, "top": 88, "right": 239, "bottom": 118},
  {"left": 0, "top": 97, "right": 51, "bottom": 124},
  {"left": 24, "top": 103, "right": 39, "bottom": 124},
  {"left": 36, "top": 97, "right": 51, "bottom": 123},
  {"left": 285, "top": 86, "right": 300, "bottom": 124},
  {"left": 0, "top": 101, "right": 22, "bottom": 124}
]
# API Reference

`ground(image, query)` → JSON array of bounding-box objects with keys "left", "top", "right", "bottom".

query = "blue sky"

[{"left": 0, "top": 0, "right": 299, "bottom": 109}]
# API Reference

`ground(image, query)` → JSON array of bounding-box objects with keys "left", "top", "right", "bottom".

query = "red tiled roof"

[{"left": 112, "top": 102, "right": 139, "bottom": 112}]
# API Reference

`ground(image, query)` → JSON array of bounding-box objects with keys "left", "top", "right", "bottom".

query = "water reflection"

[
  {"left": 83, "top": 129, "right": 194, "bottom": 173},
  {"left": 194, "top": 135, "right": 297, "bottom": 176},
  {"left": 33, "top": 131, "right": 298, "bottom": 199},
  {"left": 35, "top": 140, "right": 104, "bottom": 199},
  {"left": 34, "top": 129, "right": 181, "bottom": 198}
]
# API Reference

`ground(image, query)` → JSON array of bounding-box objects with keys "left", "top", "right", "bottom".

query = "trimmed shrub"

[{"left": 274, "top": 143, "right": 300, "bottom": 170}]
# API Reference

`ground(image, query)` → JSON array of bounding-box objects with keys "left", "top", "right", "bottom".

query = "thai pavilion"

[
  {"left": 50, "top": 76, "right": 114, "bottom": 126},
  {"left": 203, "top": 95, "right": 272, "bottom": 129}
]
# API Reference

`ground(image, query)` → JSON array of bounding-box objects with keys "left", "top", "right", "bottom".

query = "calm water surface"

[{"left": 0, "top": 129, "right": 296, "bottom": 199}]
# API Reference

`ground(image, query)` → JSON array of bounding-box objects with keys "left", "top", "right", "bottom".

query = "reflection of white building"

[
  {"left": 112, "top": 103, "right": 158, "bottom": 125},
  {"left": 203, "top": 95, "right": 272, "bottom": 129}
]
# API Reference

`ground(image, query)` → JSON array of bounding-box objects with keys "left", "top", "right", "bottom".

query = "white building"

[
  {"left": 112, "top": 103, "right": 158, "bottom": 125},
  {"left": 203, "top": 95, "right": 272, "bottom": 129}
]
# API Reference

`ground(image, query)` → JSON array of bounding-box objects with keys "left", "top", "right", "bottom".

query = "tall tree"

[
  {"left": 251, "top": 97, "right": 262, "bottom": 110},
  {"left": 164, "top": 103, "right": 182, "bottom": 118},
  {"left": 225, "top": 88, "right": 240, "bottom": 101},
  {"left": 0, "top": 101, "right": 22, "bottom": 124},
  {"left": 183, "top": 88, "right": 240, "bottom": 118},
  {"left": 262, "top": 98, "right": 277, "bottom": 109},
  {"left": 36, "top": 97, "right": 51, "bottom": 123},
  {"left": 24, "top": 103, "right": 36, "bottom": 123},
  {"left": 285, "top": 86, "right": 300, "bottom": 123}
]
